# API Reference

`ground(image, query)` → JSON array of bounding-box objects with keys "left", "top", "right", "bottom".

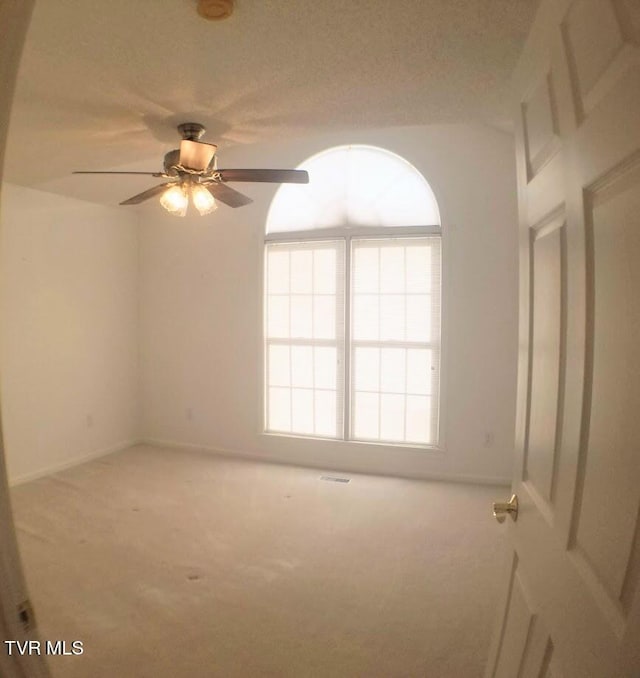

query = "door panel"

[
  {"left": 575, "top": 163, "right": 640, "bottom": 606},
  {"left": 494, "top": 553, "right": 535, "bottom": 678},
  {"left": 522, "top": 72, "right": 561, "bottom": 180},
  {"left": 486, "top": 0, "right": 640, "bottom": 675},
  {"left": 493, "top": 560, "right": 535, "bottom": 678},
  {"left": 492, "top": 552, "right": 563, "bottom": 678},
  {"left": 521, "top": 634, "right": 556, "bottom": 678},
  {"left": 525, "top": 218, "right": 565, "bottom": 507},
  {"left": 561, "top": 0, "right": 639, "bottom": 122}
]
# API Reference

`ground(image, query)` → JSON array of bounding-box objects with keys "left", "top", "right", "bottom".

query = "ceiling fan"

[{"left": 73, "top": 122, "right": 309, "bottom": 216}]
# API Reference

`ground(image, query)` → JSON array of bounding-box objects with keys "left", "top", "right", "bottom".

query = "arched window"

[{"left": 264, "top": 145, "right": 442, "bottom": 447}]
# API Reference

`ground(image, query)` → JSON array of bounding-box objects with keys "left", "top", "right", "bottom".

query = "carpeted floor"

[{"left": 10, "top": 445, "right": 506, "bottom": 677}]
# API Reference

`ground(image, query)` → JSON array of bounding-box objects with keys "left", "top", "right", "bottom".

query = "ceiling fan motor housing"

[{"left": 177, "top": 122, "right": 206, "bottom": 141}]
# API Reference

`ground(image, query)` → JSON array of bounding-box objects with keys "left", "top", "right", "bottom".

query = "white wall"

[
  {"left": 0, "top": 183, "right": 139, "bottom": 483},
  {"left": 139, "top": 124, "right": 519, "bottom": 484}
]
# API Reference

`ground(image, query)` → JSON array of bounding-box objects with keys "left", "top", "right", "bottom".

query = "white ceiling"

[{"left": 5, "top": 0, "right": 539, "bottom": 204}]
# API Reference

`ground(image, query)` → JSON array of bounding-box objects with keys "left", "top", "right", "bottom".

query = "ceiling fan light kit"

[
  {"left": 159, "top": 182, "right": 217, "bottom": 217},
  {"left": 191, "top": 183, "right": 218, "bottom": 215},
  {"left": 159, "top": 185, "right": 188, "bottom": 217},
  {"left": 73, "top": 123, "right": 309, "bottom": 216}
]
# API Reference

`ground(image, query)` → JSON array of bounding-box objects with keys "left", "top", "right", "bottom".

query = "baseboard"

[
  {"left": 9, "top": 438, "right": 142, "bottom": 486},
  {"left": 141, "top": 437, "right": 512, "bottom": 487}
]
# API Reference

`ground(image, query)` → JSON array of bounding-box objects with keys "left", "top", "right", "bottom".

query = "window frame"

[{"left": 263, "top": 223, "right": 443, "bottom": 450}]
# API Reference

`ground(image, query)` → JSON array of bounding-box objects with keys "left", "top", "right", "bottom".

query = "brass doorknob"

[{"left": 493, "top": 494, "right": 518, "bottom": 523}]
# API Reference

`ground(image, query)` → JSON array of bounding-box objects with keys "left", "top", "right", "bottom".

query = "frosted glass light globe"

[
  {"left": 191, "top": 184, "right": 217, "bottom": 215},
  {"left": 160, "top": 185, "right": 188, "bottom": 217}
]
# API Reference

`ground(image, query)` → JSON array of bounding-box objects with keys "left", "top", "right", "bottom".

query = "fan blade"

[
  {"left": 217, "top": 169, "right": 309, "bottom": 184},
  {"left": 74, "top": 171, "right": 166, "bottom": 177},
  {"left": 179, "top": 140, "right": 217, "bottom": 171},
  {"left": 204, "top": 182, "right": 253, "bottom": 208},
  {"left": 120, "top": 183, "right": 172, "bottom": 205}
]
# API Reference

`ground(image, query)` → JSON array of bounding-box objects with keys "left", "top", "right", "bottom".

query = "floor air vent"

[{"left": 320, "top": 475, "right": 351, "bottom": 483}]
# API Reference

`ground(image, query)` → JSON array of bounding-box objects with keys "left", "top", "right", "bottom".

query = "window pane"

[
  {"left": 315, "top": 390, "right": 337, "bottom": 437},
  {"left": 380, "top": 347, "right": 405, "bottom": 393},
  {"left": 406, "top": 295, "right": 431, "bottom": 342},
  {"left": 353, "top": 247, "right": 378, "bottom": 293},
  {"left": 290, "top": 295, "right": 313, "bottom": 337},
  {"left": 265, "top": 240, "right": 344, "bottom": 440},
  {"left": 380, "top": 246, "right": 405, "bottom": 293},
  {"left": 291, "top": 250, "right": 313, "bottom": 293},
  {"left": 353, "top": 391, "right": 379, "bottom": 439},
  {"left": 314, "top": 347, "right": 337, "bottom": 390},
  {"left": 353, "top": 294, "right": 379, "bottom": 340},
  {"left": 372, "top": 172, "right": 441, "bottom": 227},
  {"left": 380, "top": 294, "right": 405, "bottom": 341},
  {"left": 268, "top": 345, "right": 290, "bottom": 387},
  {"left": 380, "top": 393, "right": 405, "bottom": 441},
  {"left": 350, "top": 237, "right": 440, "bottom": 446},
  {"left": 267, "top": 250, "right": 289, "bottom": 294},
  {"left": 291, "top": 345, "right": 313, "bottom": 387},
  {"left": 268, "top": 387, "right": 291, "bottom": 432},
  {"left": 354, "top": 347, "right": 379, "bottom": 391},
  {"left": 406, "top": 395, "right": 430, "bottom": 444},
  {"left": 292, "top": 388, "right": 314, "bottom": 434},
  {"left": 407, "top": 348, "right": 432, "bottom": 395},
  {"left": 266, "top": 146, "right": 441, "bottom": 233},
  {"left": 313, "top": 295, "right": 335, "bottom": 339},
  {"left": 406, "top": 246, "right": 431, "bottom": 293},
  {"left": 267, "top": 296, "right": 289, "bottom": 338},
  {"left": 313, "top": 249, "right": 336, "bottom": 294}
]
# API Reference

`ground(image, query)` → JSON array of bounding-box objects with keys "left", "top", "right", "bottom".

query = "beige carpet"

[{"left": 11, "top": 445, "right": 506, "bottom": 677}]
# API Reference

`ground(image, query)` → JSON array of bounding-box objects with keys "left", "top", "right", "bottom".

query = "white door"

[
  {"left": 485, "top": 0, "right": 640, "bottom": 676},
  {"left": 0, "top": 1, "right": 50, "bottom": 676}
]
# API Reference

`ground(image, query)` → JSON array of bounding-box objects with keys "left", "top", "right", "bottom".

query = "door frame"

[{"left": 0, "top": 1, "right": 50, "bottom": 675}]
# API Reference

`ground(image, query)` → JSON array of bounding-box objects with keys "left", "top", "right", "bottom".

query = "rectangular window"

[
  {"left": 264, "top": 240, "right": 345, "bottom": 438},
  {"left": 265, "top": 236, "right": 441, "bottom": 447},
  {"left": 350, "top": 237, "right": 440, "bottom": 445}
]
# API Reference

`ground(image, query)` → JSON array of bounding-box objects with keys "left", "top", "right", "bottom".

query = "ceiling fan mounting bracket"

[
  {"left": 177, "top": 122, "right": 206, "bottom": 141},
  {"left": 197, "top": 0, "right": 234, "bottom": 21}
]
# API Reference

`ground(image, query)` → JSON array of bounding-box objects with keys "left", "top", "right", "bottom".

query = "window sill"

[{"left": 261, "top": 430, "right": 445, "bottom": 455}]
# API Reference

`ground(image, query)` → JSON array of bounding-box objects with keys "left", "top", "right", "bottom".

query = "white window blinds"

[
  {"left": 265, "top": 236, "right": 441, "bottom": 447},
  {"left": 350, "top": 237, "right": 441, "bottom": 445},
  {"left": 264, "top": 241, "right": 345, "bottom": 437}
]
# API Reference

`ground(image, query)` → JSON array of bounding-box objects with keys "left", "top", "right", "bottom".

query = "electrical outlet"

[{"left": 484, "top": 431, "right": 494, "bottom": 448}]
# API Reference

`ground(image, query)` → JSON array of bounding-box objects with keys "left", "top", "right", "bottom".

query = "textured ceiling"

[{"left": 5, "top": 0, "right": 539, "bottom": 203}]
